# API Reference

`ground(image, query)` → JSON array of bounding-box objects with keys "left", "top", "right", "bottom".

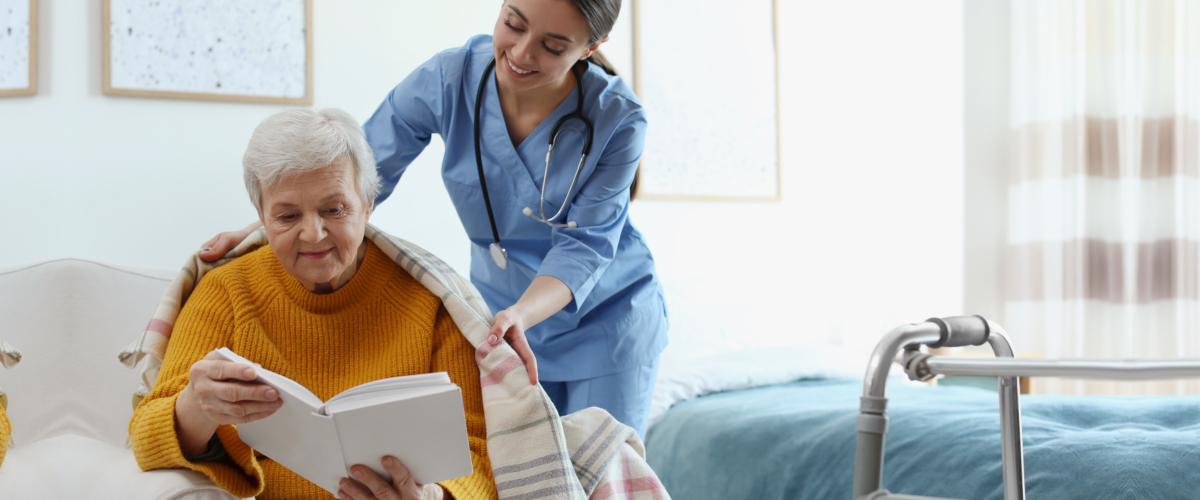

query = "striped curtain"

[{"left": 1008, "top": 0, "right": 1200, "bottom": 395}]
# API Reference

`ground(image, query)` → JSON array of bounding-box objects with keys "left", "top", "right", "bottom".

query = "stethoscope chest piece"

[{"left": 489, "top": 243, "right": 508, "bottom": 270}]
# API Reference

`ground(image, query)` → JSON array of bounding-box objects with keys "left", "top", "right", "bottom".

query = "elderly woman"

[{"left": 129, "top": 109, "right": 497, "bottom": 500}]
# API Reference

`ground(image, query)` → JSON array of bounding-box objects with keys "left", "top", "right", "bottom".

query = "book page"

[
  {"left": 323, "top": 384, "right": 456, "bottom": 416},
  {"left": 326, "top": 372, "right": 451, "bottom": 404}
]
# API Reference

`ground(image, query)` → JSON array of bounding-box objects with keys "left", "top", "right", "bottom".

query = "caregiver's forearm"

[{"left": 508, "top": 275, "right": 573, "bottom": 328}]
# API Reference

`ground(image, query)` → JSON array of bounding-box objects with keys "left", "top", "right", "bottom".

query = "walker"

[{"left": 852, "top": 316, "right": 1200, "bottom": 500}]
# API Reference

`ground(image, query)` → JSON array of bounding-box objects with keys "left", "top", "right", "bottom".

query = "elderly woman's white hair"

[{"left": 243, "top": 108, "right": 382, "bottom": 213}]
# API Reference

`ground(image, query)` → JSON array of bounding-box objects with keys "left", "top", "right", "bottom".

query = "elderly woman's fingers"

[
  {"left": 340, "top": 467, "right": 402, "bottom": 500},
  {"left": 214, "top": 380, "right": 277, "bottom": 403},
  {"left": 224, "top": 407, "right": 281, "bottom": 424},
  {"left": 195, "top": 358, "right": 259, "bottom": 383},
  {"left": 380, "top": 456, "right": 421, "bottom": 496}
]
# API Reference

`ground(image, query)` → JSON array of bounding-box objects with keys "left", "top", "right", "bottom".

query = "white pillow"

[
  {"left": 649, "top": 344, "right": 886, "bottom": 431},
  {"left": 0, "top": 434, "right": 246, "bottom": 499}
]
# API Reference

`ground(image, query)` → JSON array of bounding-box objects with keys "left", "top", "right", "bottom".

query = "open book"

[{"left": 211, "top": 348, "right": 474, "bottom": 494}]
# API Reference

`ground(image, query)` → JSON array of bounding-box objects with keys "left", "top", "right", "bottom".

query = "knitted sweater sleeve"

[
  {"left": 431, "top": 305, "right": 498, "bottom": 500},
  {"left": 127, "top": 273, "right": 265, "bottom": 498},
  {"left": 0, "top": 405, "right": 9, "bottom": 467}
]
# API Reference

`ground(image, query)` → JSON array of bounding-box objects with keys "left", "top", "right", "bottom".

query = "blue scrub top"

[{"left": 364, "top": 35, "right": 668, "bottom": 381}]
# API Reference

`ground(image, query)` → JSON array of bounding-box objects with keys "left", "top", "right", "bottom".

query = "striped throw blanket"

[{"left": 118, "top": 224, "right": 669, "bottom": 500}]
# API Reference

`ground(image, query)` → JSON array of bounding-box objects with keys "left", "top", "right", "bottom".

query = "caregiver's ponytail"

[{"left": 567, "top": 0, "right": 640, "bottom": 199}]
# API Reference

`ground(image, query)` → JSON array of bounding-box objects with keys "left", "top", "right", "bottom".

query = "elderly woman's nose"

[{"left": 298, "top": 215, "right": 327, "bottom": 243}]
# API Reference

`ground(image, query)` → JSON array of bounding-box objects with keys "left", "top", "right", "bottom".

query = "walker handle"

[{"left": 924, "top": 315, "right": 990, "bottom": 348}]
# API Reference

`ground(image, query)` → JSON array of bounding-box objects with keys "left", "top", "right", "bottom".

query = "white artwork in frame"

[
  {"left": 102, "top": 0, "right": 312, "bottom": 104},
  {"left": 0, "top": 0, "right": 36, "bottom": 97},
  {"left": 632, "top": 0, "right": 781, "bottom": 201}
]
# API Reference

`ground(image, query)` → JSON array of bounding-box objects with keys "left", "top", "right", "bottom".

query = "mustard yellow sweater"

[
  {"left": 129, "top": 241, "right": 496, "bottom": 500},
  {"left": 0, "top": 405, "right": 9, "bottom": 466}
]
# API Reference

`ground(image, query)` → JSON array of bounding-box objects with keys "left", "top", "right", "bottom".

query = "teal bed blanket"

[{"left": 645, "top": 379, "right": 1200, "bottom": 499}]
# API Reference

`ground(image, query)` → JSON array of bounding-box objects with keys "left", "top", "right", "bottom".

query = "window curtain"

[{"left": 1008, "top": 0, "right": 1200, "bottom": 395}]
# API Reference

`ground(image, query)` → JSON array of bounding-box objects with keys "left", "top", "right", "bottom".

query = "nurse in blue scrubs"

[{"left": 201, "top": 0, "right": 667, "bottom": 438}]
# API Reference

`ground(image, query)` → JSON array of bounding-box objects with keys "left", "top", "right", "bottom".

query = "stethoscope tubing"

[
  {"left": 474, "top": 58, "right": 504, "bottom": 247},
  {"left": 474, "top": 57, "right": 594, "bottom": 269}
]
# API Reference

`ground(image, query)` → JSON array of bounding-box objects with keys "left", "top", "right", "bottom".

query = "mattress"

[{"left": 645, "top": 379, "right": 1200, "bottom": 500}]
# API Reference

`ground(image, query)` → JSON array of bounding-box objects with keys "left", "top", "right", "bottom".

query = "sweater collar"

[{"left": 271, "top": 239, "right": 392, "bottom": 314}]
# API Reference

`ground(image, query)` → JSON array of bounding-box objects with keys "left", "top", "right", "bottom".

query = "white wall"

[
  {"left": 632, "top": 1, "right": 966, "bottom": 357},
  {"left": 0, "top": 0, "right": 966, "bottom": 358},
  {"left": 0, "top": 0, "right": 498, "bottom": 274}
]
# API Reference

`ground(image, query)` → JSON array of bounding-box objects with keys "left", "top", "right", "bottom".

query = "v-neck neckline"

[{"left": 482, "top": 68, "right": 581, "bottom": 197}]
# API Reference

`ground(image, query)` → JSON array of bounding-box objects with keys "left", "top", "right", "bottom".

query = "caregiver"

[{"left": 200, "top": 0, "right": 667, "bottom": 438}]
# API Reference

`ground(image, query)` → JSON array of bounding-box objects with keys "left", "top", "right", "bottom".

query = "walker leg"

[
  {"left": 853, "top": 396, "right": 889, "bottom": 499},
  {"left": 987, "top": 325, "right": 1026, "bottom": 500}
]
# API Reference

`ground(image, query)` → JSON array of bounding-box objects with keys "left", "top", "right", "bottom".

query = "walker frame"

[{"left": 852, "top": 316, "right": 1200, "bottom": 500}]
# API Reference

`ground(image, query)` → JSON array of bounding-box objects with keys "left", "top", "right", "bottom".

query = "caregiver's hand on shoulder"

[
  {"left": 490, "top": 308, "right": 539, "bottom": 386},
  {"left": 198, "top": 221, "right": 263, "bottom": 262},
  {"left": 174, "top": 352, "right": 281, "bottom": 455},
  {"left": 339, "top": 457, "right": 447, "bottom": 500}
]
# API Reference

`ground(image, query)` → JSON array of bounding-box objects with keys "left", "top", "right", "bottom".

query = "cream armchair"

[{"left": 0, "top": 259, "right": 244, "bottom": 499}]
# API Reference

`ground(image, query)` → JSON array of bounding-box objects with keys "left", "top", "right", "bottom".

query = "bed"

[{"left": 644, "top": 349, "right": 1200, "bottom": 500}]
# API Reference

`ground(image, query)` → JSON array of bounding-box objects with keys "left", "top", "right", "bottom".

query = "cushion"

[
  {"left": 0, "top": 434, "right": 245, "bottom": 499},
  {"left": 0, "top": 259, "right": 175, "bottom": 446}
]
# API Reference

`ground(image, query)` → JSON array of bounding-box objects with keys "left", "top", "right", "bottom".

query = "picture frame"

[
  {"left": 101, "top": 0, "right": 313, "bottom": 105},
  {"left": 0, "top": 0, "right": 37, "bottom": 97},
  {"left": 630, "top": 0, "right": 782, "bottom": 201}
]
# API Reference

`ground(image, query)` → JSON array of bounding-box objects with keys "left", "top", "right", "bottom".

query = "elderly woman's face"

[{"left": 259, "top": 158, "right": 371, "bottom": 292}]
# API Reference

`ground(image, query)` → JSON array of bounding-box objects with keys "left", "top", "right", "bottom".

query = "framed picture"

[
  {"left": 0, "top": 0, "right": 37, "bottom": 97},
  {"left": 631, "top": 0, "right": 781, "bottom": 201},
  {"left": 102, "top": 0, "right": 312, "bottom": 105}
]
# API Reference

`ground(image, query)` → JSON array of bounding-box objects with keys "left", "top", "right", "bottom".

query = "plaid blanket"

[{"left": 118, "top": 225, "right": 669, "bottom": 500}]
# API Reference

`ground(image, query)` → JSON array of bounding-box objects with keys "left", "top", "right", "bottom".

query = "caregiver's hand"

[
  {"left": 488, "top": 275, "right": 574, "bottom": 386},
  {"left": 174, "top": 352, "right": 281, "bottom": 455},
  {"left": 198, "top": 221, "right": 263, "bottom": 263},
  {"left": 490, "top": 308, "right": 539, "bottom": 385},
  {"left": 338, "top": 456, "right": 447, "bottom": 500}
]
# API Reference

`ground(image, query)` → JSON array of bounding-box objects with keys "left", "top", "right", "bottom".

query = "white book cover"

[{"left": 211, "top": 348, "right": 474, "bottom": 494}]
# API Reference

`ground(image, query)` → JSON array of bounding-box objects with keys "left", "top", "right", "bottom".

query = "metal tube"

[
  {"left": 924, "top": 357, "right": 1200, "bottom": 380},
  {"left": 863, "top": 323, "right": 943, "bottom": 398},
  {"left": 985, "top": 323, "right": 1025, "bottom": 500},
  {"left": 853, "top": 431, "right": 886, "bottom": 499},
  {"left": 855, "top": 323, "right": 942, "bottom": 498}
]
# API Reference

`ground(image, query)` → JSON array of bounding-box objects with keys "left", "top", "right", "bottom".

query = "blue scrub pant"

[{"left": 540, "top": 357, "right": 660, "bottom": 440}]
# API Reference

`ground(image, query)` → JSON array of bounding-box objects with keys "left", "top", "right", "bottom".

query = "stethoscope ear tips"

[
  {"left": 522, "top": 207, "right": 533, "bottom": 216},
  {"left": 567, "top": 221, "right": 578, "bottom": 228}
]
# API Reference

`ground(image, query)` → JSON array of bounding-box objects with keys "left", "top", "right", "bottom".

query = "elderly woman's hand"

[
  {"left": 173, "top": 351, "right": 281, "bottom": 455},
  {"left": 338, "top": 456, "right": 447, "bottom": 500}
]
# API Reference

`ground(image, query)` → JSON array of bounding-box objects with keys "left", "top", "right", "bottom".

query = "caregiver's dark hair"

[
  {"left": 569, "top": 0, "right": 620, "bottom": 76},
  {"left": 567, "top": 0, "right": 642, "bottom": 198}
]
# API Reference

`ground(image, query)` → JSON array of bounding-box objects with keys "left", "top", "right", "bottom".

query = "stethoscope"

[{"left": 474, "top": 57, "right": 594, "bottom": 270}]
